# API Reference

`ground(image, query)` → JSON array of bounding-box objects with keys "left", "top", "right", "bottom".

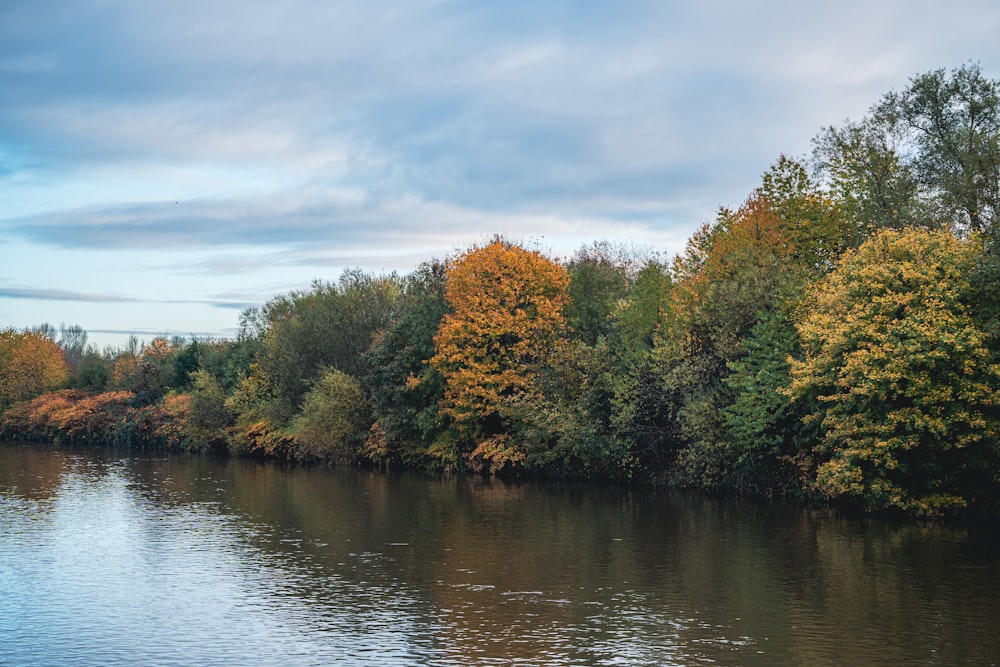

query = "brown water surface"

[{"left": 1, "top": 441, "right": 998, "bottom": 666}]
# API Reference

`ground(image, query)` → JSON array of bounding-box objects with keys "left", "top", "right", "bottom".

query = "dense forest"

[{"left": 4, "top": 64, "right": 1000, "bottom": 518}]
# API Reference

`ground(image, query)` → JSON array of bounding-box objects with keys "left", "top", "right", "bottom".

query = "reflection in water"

[{"left": 1, "top": 441, "right": 998, "bottom": 666}]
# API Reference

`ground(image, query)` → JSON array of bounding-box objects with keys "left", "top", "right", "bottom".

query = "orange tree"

[
  {"left": 787, "top": 228, "right": 1000, "bottom": 516},
  {"left": 0, "top": 328, "right": 68, "bottom": 411},
  {"left": 429, "top": 238, "right": 570, "bottom": 471}
]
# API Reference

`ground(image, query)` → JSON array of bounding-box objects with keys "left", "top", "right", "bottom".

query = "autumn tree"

[
  {"left": 0, "top": 328, "right": 69, "bottom": 410},
  {"left": 659, "top": 195, "right": 799, "bottom": 488},
  {"left": 787, "top": 228, "right": 1000, "bottom": 516},
  {"left": 110, "top": 336, "right": 181, "bottom": 402},
  {"left": 429, "top": 238, "right": 570, "bottom": 470}
]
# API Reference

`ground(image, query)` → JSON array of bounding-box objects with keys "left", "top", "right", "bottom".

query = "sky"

[{"left": 2, "top": 0, "right": 999, "bottom": 348}]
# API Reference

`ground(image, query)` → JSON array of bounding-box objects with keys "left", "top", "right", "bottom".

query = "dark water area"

[{"left": 1, "top": 441, "right": 998, "bottom": 666}]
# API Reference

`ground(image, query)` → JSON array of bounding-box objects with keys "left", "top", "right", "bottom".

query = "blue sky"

[{"left": 2, "top": 0, "right": 999, "bottom": 347}]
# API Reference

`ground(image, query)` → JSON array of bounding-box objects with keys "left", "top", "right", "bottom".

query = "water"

[{"left": 1, "top": 442, "right": 998, "bottom": 666}]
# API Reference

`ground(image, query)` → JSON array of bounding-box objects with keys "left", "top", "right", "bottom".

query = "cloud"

[
  {"left": 1, "top": 0, "right": 999, "bottom": 341},
  {"left": 0, "top": 287, "right": 141, "bottom": 303},
  {"left": 4, "top": 186, "right": 686, "bottom": 259}
]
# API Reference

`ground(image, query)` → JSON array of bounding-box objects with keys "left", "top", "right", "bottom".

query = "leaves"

[
  {"left": 0, "top": 328, "right": 69, "bottom": 410},
  {"left": 430, "top": 238, "right": 570, "bottom": 469},
  {"left": 787, "top": 228, "right": 1000, "bottom": 516}
]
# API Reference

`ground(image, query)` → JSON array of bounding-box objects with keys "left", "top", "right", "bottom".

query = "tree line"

[{"left": 3, "top": 64, "right": 1000, "bottom": 517}]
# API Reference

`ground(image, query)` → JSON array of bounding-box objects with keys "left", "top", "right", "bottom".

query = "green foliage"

[
  {"left": 757, "top": 155, "right": 858, "bottom": 271},
  {"left": 890, "top": 63, "right": 1000, "bottom": 234},
  {"left": 181, "top": 369, "right": 231, "bottom": 452},
  {"left": 253, "top": 269, "right": 402, "bottom": 423},
  {"left": 565, "top": 241, "right": 648, "bottom": 346},
  {"left": 722, "top": 307, "right": 814, "bottom": 496},
  {"left": 813, "top": 62, "right": 1000, "bottom": 238},
  {"left": 812, "top": 110, "right": 928, "bottom": 233},
  {"left": 663, "top": 196, "right": 799, "bottom": 489},
  {"left": 289, "top": 368, "right": 371, "bottom": 464},
  {"left": 365, "top": 261, "right": 449, "bottom": 466},
  {"left": 787, "top": 229, "right": 1000, "bottom": 516}
]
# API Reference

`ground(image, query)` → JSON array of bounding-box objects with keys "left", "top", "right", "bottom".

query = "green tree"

[
  {"left": 253, "top": 270, "right": 401, "bottom": 423},
  {"left": 365, "top": 261, "right": 450, "bottom": 466},
  {"left": 663, "top": 195, "right": 799, "bottom": 489},
  {"left": 787, "top": 228, "right": 1000, "bottom": 516},
  {"left": 813, "top": 63, "right": 1000, "bottom": 238},
  {"left": 289, "top": 368, "right": 371, "bottom": 464},
  {"left": 722, "top": 306, "right": 814, "bottom": 496},
  {"left": 565, "top": 241, "right": 648, "bottom": 346},
  {"left": 889, "top": 63, "right": 1000, "bottom": 235},
  {"left": 812, "top": 111, "right": 927, "bottom": 233}
]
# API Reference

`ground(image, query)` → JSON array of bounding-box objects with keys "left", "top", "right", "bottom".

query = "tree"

[
  {"left": 429, "top": 238, "right": 570, "bottom": 470},
  {"left": 110, "top": 336, "right": 179, "bottom": 402},
  {"left": 289, "top": 368, "right": 371, "bottom": 464},
  {"left": 722, "top": 306, "right": 814, "bottom": 496},
  {"left": 787, "top": 228, "right": 1000, "bottom": 516},
  {"left": 812, "top": 112, "right": 927, "bottom": 233},
  {"left": 565, "top": 241, "right": 650, "bottom": 346},
  {"left": 0, "top": 328, "right": 69, "bottom": 410},
  {"left": 253, "top": 270, "right": 402, "bottom": 423},
  {"left": 890, "top": 63, "right": 1000, "bottom": 235},
  {"left": 813, "top": 63, "right": 1000, "bottom": 238},
  {"left": 365, "top": 261, "right": 450, "bottom": 465},
  {"left": 665, "top": 196, "right": 796, "bottom": 482},
  {"left": 757, "top": 155, "right": 858, "bottom": 270}
]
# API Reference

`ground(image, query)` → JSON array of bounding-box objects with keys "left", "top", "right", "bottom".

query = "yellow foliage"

[
  {"left": 0, "top": 328, "right": 69, "bottom": 409},
  {"left": 787, "top": 228, "right": 1000, "bottom": 516},
  {"left": 430, "top": 239, "right": 570, "bottom": 460}
]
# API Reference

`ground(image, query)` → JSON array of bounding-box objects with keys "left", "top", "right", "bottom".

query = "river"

[{"left": 1, "top": 441, "right": 998, "bottom": 666}]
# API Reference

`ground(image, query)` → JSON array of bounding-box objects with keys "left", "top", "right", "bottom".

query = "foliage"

[
  {"left": 183, "top": 369, "right": 232, "bottom": 452},
  {"left": 787, "top": 229, "right": 1000, "bottom": 516},
  {"left": 430, "top": 238, "right": 570, "bottom": 470},
  {"left": 663, "top": 195, "right": 798, "bottom": 488},
  {"left": 365, "top": 261, "right": 450, "bottom": 466},
  {"left": 289, "top": 368, "right": 371, "bottom": 464},
  {"left": 722, "top": 307, "right": 814, "bottom": 496},
  {"left": 4, "top": 64, "right": 1000, "bottom": 517},
  {"left": 565, "top": 241, "right": 649, "bottom": 346},
  {"left": 0, "top": 328, "right": 69, "bottom": 411},
  {"left": 757, "top": 155, "right": 858, "bottom": 271},
  {"left": 249, "top": 269, "right": 402, "bottom": 424},
  {"left": 813, "top": 62, "right": 1000, "bottom": 238},
  {"left": 111, "top": 336, "right": 181, "bottom": 402}
]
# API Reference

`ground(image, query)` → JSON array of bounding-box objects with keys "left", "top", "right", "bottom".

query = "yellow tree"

[
  {"left": 0, "top": 328, "right": 69, "bottom": 410},
  {"left": 787, "top": 229, "right": 1000, "bottom": 516},
  {"left": 430, "top": 238, "right": 570, "bottom": 470}
]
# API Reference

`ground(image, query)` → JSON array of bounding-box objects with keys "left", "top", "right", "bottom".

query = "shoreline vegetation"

[{"left": 4, "top": 64, "right": 1000, "bottom": 518}]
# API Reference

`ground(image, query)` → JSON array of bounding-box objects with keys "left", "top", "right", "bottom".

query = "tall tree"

[
  {"left": 662, "top": 195, "right": 799, "bottom": 489},
  {"left": 890, "top": 63, "right": 1000, "bottom": 235},
  {"left": 430, "top": 238, "right": 570, "bottom": 470},
  {"left": 787, "top": 228, "right": 1000, "bottom": 516},
  {"left": 813, "top": 63, "right": 1000, "bottom": 238},
  {"left": 366, "top": 260, "right": 450, "bottom": 465}
]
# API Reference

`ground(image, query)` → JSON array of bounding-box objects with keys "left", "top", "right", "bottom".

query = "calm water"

[{"left": 1, "top": 442, "right": 999, "bottom": 666}]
